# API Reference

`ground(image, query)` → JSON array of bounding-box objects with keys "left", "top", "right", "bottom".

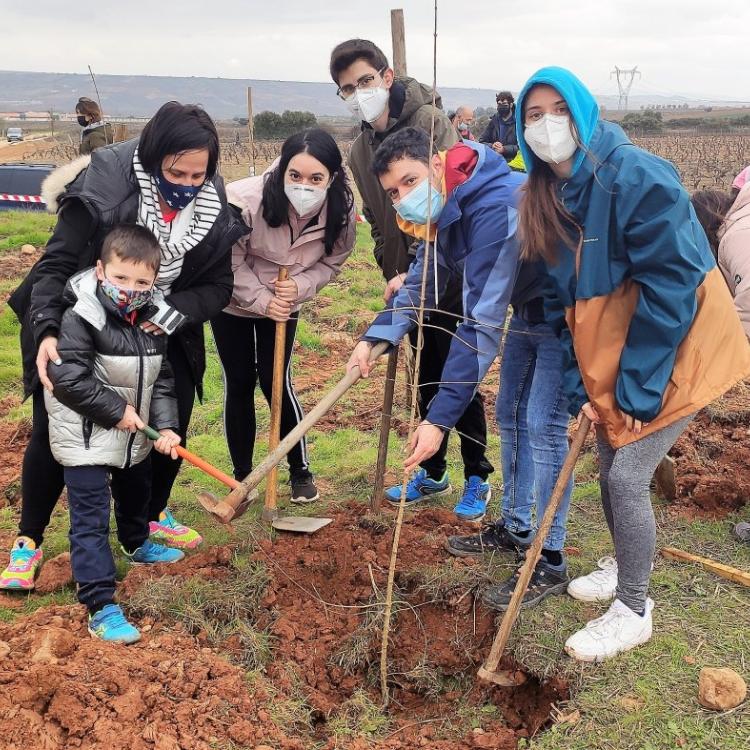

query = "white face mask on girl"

[
  {"left": 524, "top": 114, "right": 578, "bottom": 165},
  {"left": 284, "top": 182, "right": 328, "bottom": 216},
  {"left": 344, "top": 85, "right": 390, "bottom": 124}
]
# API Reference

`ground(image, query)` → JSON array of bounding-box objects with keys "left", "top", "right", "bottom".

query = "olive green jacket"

[
  {"left": 348, "top": 77, "right": 458, "bottom": 281},
  {"left": 79, "top": 123, "right": 113, "bottom": 155}
]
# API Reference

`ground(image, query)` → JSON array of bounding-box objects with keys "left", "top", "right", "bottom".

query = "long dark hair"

[
  {"left": 690, "top": 189, "right": 733, "bottom": 259},
  {"left": 262, "top": 129, "right": 354, "bottom": 255},
  {"left": 139, "top": 101, "right": 220, "bottom": 180}
]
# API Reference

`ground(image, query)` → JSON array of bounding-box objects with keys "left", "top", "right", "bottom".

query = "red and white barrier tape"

[{"left": 0, "top": 194, "right": 45, "bottom": 203}]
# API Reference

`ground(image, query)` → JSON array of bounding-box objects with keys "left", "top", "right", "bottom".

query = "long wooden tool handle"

[
  {"left": 222, "top": 340, "right": 391, "bottom": 510},
  {"left": 371, "top": 347, "right": 399, "bottom": 512},
  {"left": 140, "top": 425, "right": 239, "bottom": 489},
  {"left": 265, "top": 267, "right": 289, "bottom": 518},
  {"left": 661, "top": 546, "right": 750, "bottom": 588},
  {"left": 480, "top": 416, "right": 591, "bottom": 678}
]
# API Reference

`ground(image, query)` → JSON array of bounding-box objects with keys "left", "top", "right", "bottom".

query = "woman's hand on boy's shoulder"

[
  {"left": 154, "top": 429, "right": 181, "bottom": 459},
  {"left": 37, "top": 336, "right": 61, "bottom": 392}
]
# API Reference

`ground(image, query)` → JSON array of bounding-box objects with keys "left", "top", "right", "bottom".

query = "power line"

[{"left": 611, "top": 65, "right": 641, "bottom": 110}]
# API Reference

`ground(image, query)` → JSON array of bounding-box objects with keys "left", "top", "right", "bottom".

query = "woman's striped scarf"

[{"left": 132, "top": 148, "right": 222, "bottom": 293}]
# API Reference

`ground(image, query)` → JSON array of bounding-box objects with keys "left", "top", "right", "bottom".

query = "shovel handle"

[
  {"left": 265, "top": 266, "right": 289, "bottom": 518},
  {"left": 140, "top": 425, "right": 239, "bottom": 490},
  {"left": 371, "top": 347, "right": 399, "bottom": 512},
  {"left": 661, "top": 547, "right": 750, "bottom": 588},
  {"left": 479, "top": 416, "right": 591, "bottom": 680}
]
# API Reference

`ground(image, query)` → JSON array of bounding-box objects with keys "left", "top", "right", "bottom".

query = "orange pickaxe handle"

[{"left": 141, "top": 425, "right": 238, "bottom": 490}]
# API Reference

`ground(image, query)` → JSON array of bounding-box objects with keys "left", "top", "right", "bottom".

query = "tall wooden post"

[
  {"left": 247, "top": 86, "right": 256, "bottom": 177},
  {"left": 390, "top": 9, "right": 407, "bottom": 77}
]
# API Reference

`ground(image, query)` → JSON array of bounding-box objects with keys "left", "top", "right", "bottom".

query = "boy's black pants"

[{"left": 65, "top": 460, "right": 150, "bottom": 611}]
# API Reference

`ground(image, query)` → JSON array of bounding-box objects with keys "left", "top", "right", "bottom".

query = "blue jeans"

[
  {"left": 496, "top": 317, "right": 572, "bottom": 551},
  {"left": 65, "top": 460, "right": 150, "bottom": 611}
]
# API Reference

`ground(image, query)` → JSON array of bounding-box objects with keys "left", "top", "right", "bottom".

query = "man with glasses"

[
  {"left": 329, "top": 39, "right": 495, "bottom": 519},
  {"left": 480, "top": 91, "right": 519, "bottom": 162}
]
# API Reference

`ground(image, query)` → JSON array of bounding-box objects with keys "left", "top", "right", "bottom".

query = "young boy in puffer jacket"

[{"left": 44, "top": 224, "right": 184, "bottom": 643}]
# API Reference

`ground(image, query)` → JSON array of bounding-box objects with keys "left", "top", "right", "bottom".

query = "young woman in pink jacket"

[{"left": 212, "top": 129, "right": 356, "bottom": 502}]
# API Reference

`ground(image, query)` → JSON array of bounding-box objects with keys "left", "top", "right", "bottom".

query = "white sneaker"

[
  {"left": 565, "top": 598, "right": 654, "bottom": 662},
  {"left": 567, "top": 556, "right": 618, "bottom": 602}
]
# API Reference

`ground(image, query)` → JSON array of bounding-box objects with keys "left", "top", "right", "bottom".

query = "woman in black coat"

[{"left": 3, "top": 102, "right": 246, "bottom": 587}]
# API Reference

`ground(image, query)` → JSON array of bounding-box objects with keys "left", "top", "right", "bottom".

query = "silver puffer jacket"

[{"left": 45, "top": 268, "right": 178, "bottom": 468}]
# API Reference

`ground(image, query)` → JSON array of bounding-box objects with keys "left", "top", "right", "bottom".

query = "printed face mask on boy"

[
  {"left": 394, "top": 178, "right": 444, "bottom": 225},
  {"left": 155, "top": 169, "right": 202, "bottom": 211},
  {"left": 100, "top": 277, "right": 153, "bottom": 318},
  {"left": 524, "top": 113, "right": 578, "bottom": 165}
]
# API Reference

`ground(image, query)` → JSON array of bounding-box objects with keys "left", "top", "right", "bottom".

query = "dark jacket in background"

[
  {"left": 45, "top": 268, "right": 177, "bottom": 468},
  {"left": 8, "top": 138, "right": 246, "bottom": 399},
  {"left": 479, "top": 110, "right": 519, "bottom": 161},
  {"left": 347, "top": 77, "right": 458, "bottom": 281},
  {"left": 80, "top": 123, "right": 114, "bottom": 155}
]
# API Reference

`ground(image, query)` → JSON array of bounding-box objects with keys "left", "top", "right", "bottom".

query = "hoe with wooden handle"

[
  {"left": 200, "top": 340, "right": 391, "bottom": 524},
  {"left": 477, "top": 416, "right": 591, "bottom": 687}
]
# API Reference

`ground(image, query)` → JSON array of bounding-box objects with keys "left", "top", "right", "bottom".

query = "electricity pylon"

[{"left": 611, "top": 66, "right": 641, "bottom": 110}]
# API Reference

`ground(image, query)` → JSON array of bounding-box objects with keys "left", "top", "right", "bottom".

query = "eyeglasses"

[{"left": 337, "top": 68, "right": 386, "bottom": 99}]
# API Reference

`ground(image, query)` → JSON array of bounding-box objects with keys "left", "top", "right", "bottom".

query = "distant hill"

[{"left": 1, "top": 70, "right": 748, "bottom": 120}]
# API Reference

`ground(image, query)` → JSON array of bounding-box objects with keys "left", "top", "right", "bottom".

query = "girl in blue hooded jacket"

[{"left": 515, "top": 67, "right": 750, "bottom": 662}]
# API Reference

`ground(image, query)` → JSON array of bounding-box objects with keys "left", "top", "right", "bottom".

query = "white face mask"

[
  {"left": 344, "top": 84, "right": 390, "bottom": 124},
  {"left": 284, "top": 182, "right": 328, "bottom": 216},
  {"left": 524, "top": 114, "right": 578, "bottom": 165}
]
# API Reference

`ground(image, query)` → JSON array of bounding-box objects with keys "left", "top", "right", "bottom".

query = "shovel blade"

[
  {"left": 476, "top": 666, "right": 527, "bottom": 687},
  {"left": 271, "top": 516, "right": 332, "bottom": 534}
]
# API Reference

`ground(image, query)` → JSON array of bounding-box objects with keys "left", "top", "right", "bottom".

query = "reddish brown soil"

[
  {"left": 116, "top": 504, "right": 566, "bottom": 749},
  {"left": 0, "top": 246, "right": 41, "bottom": 283},
  {"left": 669, "top": 382, "right": 750, "bottom": 517},
  {"left": 0, "top": 605, "right": 308, "bottom": 750},
  {"left": 35, "top": 552, "right": 73, "bottom": 595}
]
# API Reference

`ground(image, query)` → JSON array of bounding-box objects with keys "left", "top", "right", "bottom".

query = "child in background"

[{"left": 44, "top": 224, "right": 184, "bottom": 642}]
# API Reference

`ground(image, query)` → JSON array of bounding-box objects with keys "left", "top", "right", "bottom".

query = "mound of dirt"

[
  {"left": 670, "top": 382, "right": 750, "bottom": 517},
  {"left": 119, "top": 504, "right": 566, "bottom": 748},
  {"left": 0, "top": 400, "right": 29, "bottom": 508},
  {"left": 0, "top": 605, "right": 306, "bottom": 750}
]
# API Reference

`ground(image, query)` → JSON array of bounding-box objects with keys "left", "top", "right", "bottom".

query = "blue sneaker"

[
  {"left": 384, "top": 468, "right": 451, "bottom": 507},
  {"left": 88, "top": 604, "right": 141, "bottom": 644},
  {"left": 453, "top": 476, "right": 492, "bottom": 521},
  {"left": 124, "top": 538, "right": 185, "bottom": 565}
]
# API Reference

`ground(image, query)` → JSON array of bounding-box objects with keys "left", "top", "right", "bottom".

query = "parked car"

[
  {"left": 6, "top": 128, "right": 23, "bottom": 142},
  {"left": 0, "top": 162, "right": 54, "bottom": 211}
]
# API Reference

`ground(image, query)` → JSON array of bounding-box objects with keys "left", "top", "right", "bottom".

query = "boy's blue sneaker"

[
  {"left": 88, "top": 604, "right": 141, "bottom": 644},
  {"left": 384, "top": 468, "right": 451, "bottom": 507},
  {"left": 125, "top": 538, "right": 185, "bottom": 565},
  {"left": 453, "top": 476, "right": 492, "bottom": 521}
]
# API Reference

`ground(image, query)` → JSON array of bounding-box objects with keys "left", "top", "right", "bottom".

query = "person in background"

[
  {"left": 515, "top": 66, "right": 750, "bottom": 662},
  {"left": 39, "top": 225, "right": 184, "bottom": 641},
  {"left": 329, "top": 39, "right": 495, "bottom": 513},
  {"left": 479, "top": 91, "right": 518, "bottom": 162},
  {"left": 214, "top": 129, "right": 356, "bottom": 503},
  {"left": 731, "top": 165, "right": 750, "bottom": 198},
  {"left": 75, "top": 97, "right": 113, "bottom": 155},
  {"left": 2, "top": 102, "right": 244, "bottom": 591},
  {"left": 452, "top": 105, "right": 476, "bottom": 141}
]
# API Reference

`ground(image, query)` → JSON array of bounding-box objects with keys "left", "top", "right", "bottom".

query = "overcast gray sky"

[{"left": 1, "top": 0, "right": 748, "bottom": 100}]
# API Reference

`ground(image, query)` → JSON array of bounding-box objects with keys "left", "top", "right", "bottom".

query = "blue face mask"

[
  {"left": 393, "top": 178, "right": 444, "bottom": 225},
  {"left": 155, "top": 169, "right": 202, "bottom": 211}
]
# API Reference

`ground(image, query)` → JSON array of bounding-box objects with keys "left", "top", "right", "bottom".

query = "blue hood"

[{"left": 515, "top": 66, "right": 600, "bottom": 176}]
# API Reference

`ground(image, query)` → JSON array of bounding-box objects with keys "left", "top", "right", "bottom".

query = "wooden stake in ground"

[
  {"left": 390, "top": 9, "right": 407, "bottom": 77},
  {"left": 477, "top": 416, "right": 592, "bottom": 686},
  {"left": 262, "top": 267, "right": 289, "bottom": 523},
  {"left": 379, "top": 0, "right": 439, "bottom": 708},
  {"left": 371, "top": 348, "right": 399, "bottom": 513}
]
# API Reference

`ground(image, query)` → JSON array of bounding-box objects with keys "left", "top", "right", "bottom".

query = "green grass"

[
  {"left": 0, "top": 210, "right": 55, "bottom": 253},
  {"left": 0, "top": 209, "right": 748, "bottom": 749}
]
